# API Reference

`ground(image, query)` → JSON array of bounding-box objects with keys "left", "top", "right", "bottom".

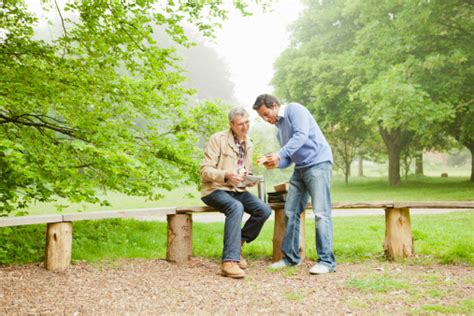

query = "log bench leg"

[
  {"left": 45, "top": 222, "right": 72, "bottom": 272},
  {"left": 384, "top": 207, "right": 414, "bottom": 260},
  {"left": 272, "top": 208, "right": 306, "bottom": 262},
  {"left": 167, "top": 214, "right": 192, "bottom": 264}
]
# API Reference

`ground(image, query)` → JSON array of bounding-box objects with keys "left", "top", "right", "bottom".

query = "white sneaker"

[
  {"left": 269, "top": 259, "right": 300, "bottom": 269},
  {"left": 309, "top": 263, "right": 333, "bottom": 275}
]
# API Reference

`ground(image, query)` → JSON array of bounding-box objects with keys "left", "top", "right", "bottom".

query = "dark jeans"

[{"left": 201, "top": 190, "right": 271, "bottom": 262}]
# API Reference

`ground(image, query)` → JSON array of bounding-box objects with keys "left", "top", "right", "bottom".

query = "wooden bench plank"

[
  {"left": 176, "top": 206, "right": 213, "bottom": 213},
  {"left": 176, "top": 202, "right": 397, "bottom": 213},
  {"left": 332, "top": 202, "right": 395, "bottom": 209},
  {"left": 176, "top": 201, "right": 474, "bottom": 214},
  {"left": 0, "top": 214, "right": 63, "bottom": 227},
  {"left": 393, "top": 201, "right": 474, "bottom": 209},
  {"left": 62, "top": 207, "right": 176, "bottom": 222}
]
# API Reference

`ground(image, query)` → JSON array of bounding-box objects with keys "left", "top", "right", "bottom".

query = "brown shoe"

[
  {"left": 239, "top": 255, "right": 248, "bottom": 269},
  {"left": 221, "top": 261, "right": 245, "bottom": 279}
]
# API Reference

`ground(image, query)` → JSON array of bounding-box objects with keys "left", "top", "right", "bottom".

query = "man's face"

[
  {"left": 256, "top": 103, "right": 279, "bottom": 124},
  {"left": 230, "top": 115, "right": 250, "bottom": 140}
]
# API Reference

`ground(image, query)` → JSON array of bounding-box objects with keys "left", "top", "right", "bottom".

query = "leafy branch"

[{"left": 0, "top": 110, "right": 87, "bottom": 141}]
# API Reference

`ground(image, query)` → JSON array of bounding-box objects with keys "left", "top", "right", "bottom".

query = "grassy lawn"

[
  {"left": 2, "top": 170, "right": 472, "bottom": 269},
  {"left": 1, "top": 211, "right": 472, "bottom": 266},
  {"left": 16, "top": 175, "right": 474, "bottom": 216},
  {"left": 331, "top": 176, "right": 474, "bottom": 202}
]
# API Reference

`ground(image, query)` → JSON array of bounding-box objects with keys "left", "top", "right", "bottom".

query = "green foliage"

[
  {"left": 0, "top": 0, "right": 266, "bottom": 214},
  {"left": 0, "top": 225, "right": 45, "bottom": 263},
  {"left": 272, "top": 0, "right": 474, "bottom": 185}
]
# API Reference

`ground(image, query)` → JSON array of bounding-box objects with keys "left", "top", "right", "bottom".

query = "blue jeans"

[
  {"left": 201, "top": 190, "right": 271, "bottom": 262},
  {"left": 282, "top": 162, "right": 336, "bottom": 270}
]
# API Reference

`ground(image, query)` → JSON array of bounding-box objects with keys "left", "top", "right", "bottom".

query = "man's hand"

[
  {"left": 225, "top": 170, "right": 244, "bottom": 187},
  {"left": 262, "top": 152, "right": 280, "bottom": 169}
]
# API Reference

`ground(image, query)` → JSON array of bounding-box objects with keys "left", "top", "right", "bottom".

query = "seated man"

[{"left": 200, "top": 107, "right": 271, "bottom": 279}]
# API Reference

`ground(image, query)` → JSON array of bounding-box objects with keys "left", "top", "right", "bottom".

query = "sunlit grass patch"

[
  {"left": 346, "top": 274, "right": 409, "bottom": 293},
  {"left": 415, "top": 299, "right": 474, "bottom": 314},
  {"left": 284, "top": 291, "right": 304, "bottom": 301},
  {"left": 423, "top": 288, "right": 450, "bottom": 299},
  {"left": 348, "top": 298, "right": 369, "bottom": 309}
]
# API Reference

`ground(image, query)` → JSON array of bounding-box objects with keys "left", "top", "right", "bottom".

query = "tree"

[
  {"left": 273, "top": 0, "right": 473, "bottom": 185},
  {"left": 351, "top": 0, "right": 473, "bottom": 184},
  {"left": 272, "top": 1, "right": 372, "bottom": 183},
  {"left": 449, "top": 101, "right": 474, "bottom": 181},
  {"left": 0, "top": 0, "right": 264, "bottom": 215}
]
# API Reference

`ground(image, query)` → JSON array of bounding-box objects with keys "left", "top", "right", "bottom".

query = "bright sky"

[
  {"left": 26, "top": 0, "right": 303, "bottom": 110},
  {"left": 209, "top": 1, "right": 303, "bottom": 108}
]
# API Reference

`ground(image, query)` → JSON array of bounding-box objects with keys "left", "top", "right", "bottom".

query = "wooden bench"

[
  {"left": 1, "top": 202, "right": 473, "bottom": 271},
  {"left": 169, "top": 201, "right": 474, "bottom": 264},
  {"left": 0, "top": 208, "right": 176, "bottom": 271}
]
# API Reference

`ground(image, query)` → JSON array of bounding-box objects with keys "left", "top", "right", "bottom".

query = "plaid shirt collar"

[{"left": 233, "top": 134, "right": 246, "bottom": 168}]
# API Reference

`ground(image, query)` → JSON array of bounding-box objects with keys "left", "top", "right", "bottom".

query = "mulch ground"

[{"left": 1, "top": 258, "right": 472, "bottom": 315}]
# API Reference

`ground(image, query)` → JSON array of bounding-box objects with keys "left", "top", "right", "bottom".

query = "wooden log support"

[
  {"left": 272, "top": 208, "right": 306, "bottom": 262},
  {"left": 384, "top": 207, "right": 414, "bottom": 260},
  {"left": 166, "top": 214, "right": 192, "bottom": 264},
  {"left": 45, "top": 222, "right": 72, "bottom": 272}
]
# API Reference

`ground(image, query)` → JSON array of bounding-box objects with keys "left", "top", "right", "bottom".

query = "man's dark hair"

[{"left": 252, "top": 94, "right": 280, "bottom": 110}]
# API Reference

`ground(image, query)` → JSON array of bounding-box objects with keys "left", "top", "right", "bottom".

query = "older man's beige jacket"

[{"left": 200, "top": 129, "right": 254, "bottom": 197}]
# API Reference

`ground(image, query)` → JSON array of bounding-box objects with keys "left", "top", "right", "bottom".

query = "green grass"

[
  {"left": 19, "top": 186, "right": 205, "bottom": 216},
  {"left": 345, "top": 271, "right": 474, "bottom": 314},
  {"left": 284, "top": 291, "right": 305, "bottom": 301},
  {"left": 346, "top": 274, "right": 409, "bottom": 293},
  {"left": 331, "top": 176, "right": 473, "bottom": 201},
  {"left": 415, "top": 299, "right": 474, "bottom": 314},
  {"left": 16, "top": 175, "right": 473, "bottom": 217},
  {"left": 1, "top": 211, "right": 473, "bottom": 266}
]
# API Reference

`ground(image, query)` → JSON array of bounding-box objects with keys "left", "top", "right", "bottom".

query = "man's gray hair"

[{"left": 228, "top": 106, "right": 249, "bottom": 122}]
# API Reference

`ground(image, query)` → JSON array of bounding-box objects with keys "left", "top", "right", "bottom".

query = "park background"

[{"left": 0, "top": 1, "right": 473, "bottom": 314}]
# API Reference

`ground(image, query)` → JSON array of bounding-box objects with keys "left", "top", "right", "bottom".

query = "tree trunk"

[
  {"left": 358, "top": 154, "right": 364, "bottom": 177},
  {"left": 415, "top": 152, "right": 424, "bottom": 176},
  {"left": 401, "top": 154, "right": 410, "bottom": 181},
  {"left": 167, "top": 214, "right": 192, "bottom": 264},
  {"left": 45, "top": 222, "right": 72, "bottom": 272},
  {"left": 388, "top": 146, "right": 402, "bottom": 186},
  {"left": 469, "top": 144, "right": 474, "bottom": 182},
  {"left": 344, "top": 162, "right": 350, "bottom": 184},
  {"left": 379, "top": 125, "right": 413, "bottom": 186}
]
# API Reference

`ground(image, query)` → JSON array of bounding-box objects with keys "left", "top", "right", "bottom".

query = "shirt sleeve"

[
  {"left": 278, "top": 155, "right": 293, "bottom": 169},
  {"left": 278, "top": 105, "right": 310, "bottom": 162}
]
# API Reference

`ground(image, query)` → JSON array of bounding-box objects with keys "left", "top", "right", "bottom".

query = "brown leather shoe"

[
  {"left": 221, "top": 261, "right": 245, "bottom": 279},
  {"left": 239, "top": 255, "right": 248, "bottom": 269}
]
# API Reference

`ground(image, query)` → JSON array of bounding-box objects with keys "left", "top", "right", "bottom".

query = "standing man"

[
  {"left": 253, "top": 94, "right": 336, "bottom": 274},
  {"left": 200, "top": 107, "right": 271, "bottom": 279}
]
